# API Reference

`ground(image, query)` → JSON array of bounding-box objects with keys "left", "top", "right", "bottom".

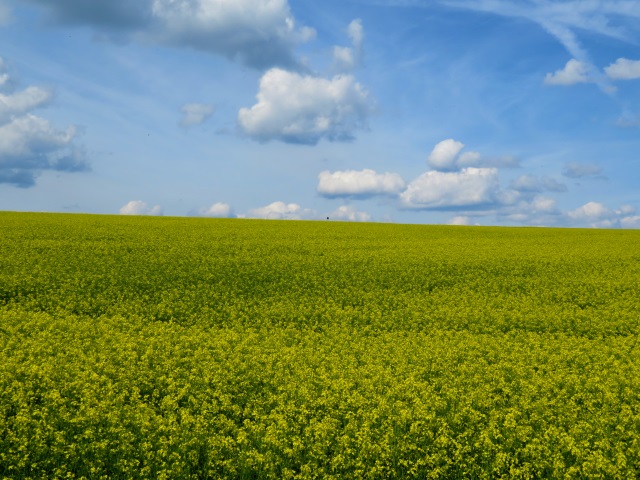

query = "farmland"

[{"left": 1, "top": 211, "right": 640, "bottom": 479}]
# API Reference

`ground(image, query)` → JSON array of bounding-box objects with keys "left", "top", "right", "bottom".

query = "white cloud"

[
  {"left": 199, "top": 202, "right": 234, "bottom": 218},
  {"left": 617, "top": 205, "right": 637, "bottom": 216},
  {"left": 328, "top": 205, "right": 371, "bottom": 222},
  {"left": 398, "top": 141, "right": 524, "bottom": 213},
  {"left": 317, "top": 169, "right": 405, "bottom": 198},
  {"left": 427, "top": 139, "right": 465, "bottom": 170},
  {"left": 530, "top": 196, "right": 557, "bottom": 213},
  {"left": 333, "top": 47, "right": 357, "bottom": 71},
  {"left": 24, "top": 0, "right": 314, "bottom": 70},
  {"left": 238, "top": 68, "right": 372, "bottom": 145},
  {"left": 561, "top": 162, "right": 603, "bottom": 179},
  {"left": 568, "top": 201, "right": 612, "bottom": 223},
  {"left": 544, "top": 59, "right": 591, "bottom": 86},
  {"left": 621, "top": 216, "right": 640, "bottom": 229},
  {"left": 333, "top": 19, "right": 364, "bottom": 71},
  {"left": 0, "top": 61, "right": 88, "bottom": 188},
  {"left": 448, "top": 215, "right": 472, "bottom": 226},
  {"left": 348, "top": 18, "right": 364, "bottom": 47},
  {"left": 490, "top": 198, "right": 640, "bottom": 229},
  {"left": 245, "top": 201, "right": 308, "bottom": 220},
  {"left": 426, "top": 138, "right": 518, "bottom": 171},
  {"left": 566, "top": 202, "right": 640, "bottom": 228},
  {"left": 469, "top": 194, "right": 563, "bottom": 226},
  {"left": 605, "top": 58, "right": 640, "bottom": 80},
  {"left": 180, "top": 103, "right": 214, "bottom": 127},
  {"left": 119, "top": 200, "right": 163, "bottom": 216},
  {"left": 0, "top": 86, "right": 52, "bottom": 124},
  {"left": 400, "top": 167, "right": 502, "bottom": 210},
  {"left": 510, "top": 174, "right": 567, "bottom": 193}
]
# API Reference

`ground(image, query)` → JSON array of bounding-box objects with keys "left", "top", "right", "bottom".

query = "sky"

[{"left": 1, "top": 0, "right": 639, "bottom": 228}]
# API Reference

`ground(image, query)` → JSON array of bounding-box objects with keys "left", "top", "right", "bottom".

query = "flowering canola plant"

[{"left": 1, "top": 212, "right": 639, "bottom": 479}]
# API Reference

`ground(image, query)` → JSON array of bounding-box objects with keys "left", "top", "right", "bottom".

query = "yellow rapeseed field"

[{"left": 1, "top": 212, "right": 639, "bottom": 479}]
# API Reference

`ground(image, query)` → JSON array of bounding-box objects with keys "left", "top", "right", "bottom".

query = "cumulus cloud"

[
  {"left": 427, "top": 139, "right": 518, "bottom": 171},
  {"left": 439, "top": 196, "right": 640, "bottom": 229},
  {"left": 605, "top": 58, "right": 640, "bottom": 80},
  {"left": 565, "top": 201, "right": 639, "bottom": 228},
  {"left": 0, "top": 60, "right": 89, "bottom": 187},
  {"left": 333, "top": 19, "right": 364, "bottom": 71},
  {"left": 427, "top": 139, "right": 465, "bottom": 171},
  {"left": 0, "top": 86, "right": 53, "bottom": 123},
  {"left": 150, "top": 0, "right": 314, "bottom": 69},
  {"left": 458, "top": 193, "right": 563, "bottom": 227},
  {"left": 510, "top": 175, "right": 567, "bottom": 193},
  {"left": 561, "top": 162, "right": 604, "bottom": 179},
  {"left": 317, "top": 169, "right": 405, "bottom": 198},
  {"left": 199, "top": 202, "right": 234, "bottom": 217},
  {"left": 180, "top": 103, "right": 214, "bottom": 127},
  {"left": 119, "top": 200, "right": 163, "bottom": 216},
  {"left": 24, "top": 0, "right": 314, "bottom": 69},
  {"left": 238, "top": 68, "right": 372, "bottom": 145},
  {"left": 245, "top": 201, "right": 309, "bottom": 220},
  {"left": 568, "top": 202, "right": 614, "bottom": 221},
  {"left": 400, "top": 167, "right": 502, "bottom": 210},
  {"left": 328, "top": 205, "right": 371, "bottom": 222},
  {"left": 544, "top": 59, "right": 591, "bottom": 86}
]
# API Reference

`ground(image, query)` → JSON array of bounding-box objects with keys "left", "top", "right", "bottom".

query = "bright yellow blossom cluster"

[{"left": 1, "top": 212, "right": 639, "bottom": 478}]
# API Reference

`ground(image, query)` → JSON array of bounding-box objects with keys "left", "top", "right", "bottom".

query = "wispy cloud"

[
  {"left": 444, "top": 1, "right": 640, "bottom": 92},
  {"left": 440, "top": 1, "right": 640, "bottom": 46},
  {"left": 332, "top": 19, "right": 365, "bottom": 72},
  {"left": 371, "top": 0, "right": 640, "bottom": 92},
  {"left": 562, "top": 162, "right": 605, "bottom": 179},
  {"left": 180, "top": 103, "right": 215, "bottom": 128}
]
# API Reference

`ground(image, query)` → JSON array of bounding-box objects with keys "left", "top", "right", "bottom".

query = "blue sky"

[{"left": 1, "top": 0, "right": 639, "bottom": 227}]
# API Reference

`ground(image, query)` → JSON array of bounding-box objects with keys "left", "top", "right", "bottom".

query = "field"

[{"left": 1, "top": 212, "right": 640, "bottom": 479}]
